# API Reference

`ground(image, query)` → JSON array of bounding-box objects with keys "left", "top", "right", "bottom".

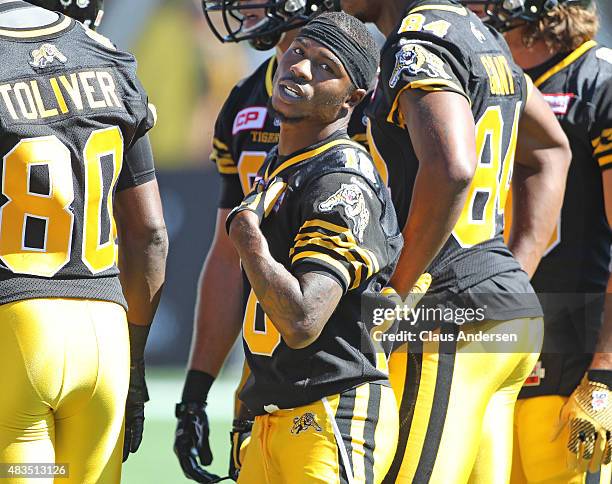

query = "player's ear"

[{"left": 344, "top": 88, "right": 367, "bottom": 109}]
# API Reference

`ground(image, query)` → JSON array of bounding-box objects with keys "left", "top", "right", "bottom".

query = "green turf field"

[{"left": 122, "top": 367, "right": 239, "bottom": 484}]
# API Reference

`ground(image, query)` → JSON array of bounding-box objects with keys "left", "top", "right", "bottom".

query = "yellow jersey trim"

[
  {"left": 534, "top": 40, "right": 598, "bottom": 87},
  {"left": 265, "top": 139, "right": 366, "bottom": 180},
  {"left": 265, "top": 56, "right": 277, "bottom": 98},
  {"left": 409, "top": 4, "right": 468, "bottom": 15},
  {"left": 524, "top": 74, "right": 534, "bottom": 102},
  {"left": 0, "top": 15, "right": 73, "bottom": 38},
  {"left": 387, "top": 79, "right": 470, "bottom": 125}
]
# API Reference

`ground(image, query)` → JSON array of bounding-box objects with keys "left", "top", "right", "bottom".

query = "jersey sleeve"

[
  {"left": 116, "top": 133, "right": 156, "bottom": 192},
  {"left": 590, "top": 57, "right": 612, "bottom": 170},
  {"left": 289, "top": 172, "right": 388, "bottom": 293},
  {"left": 381, "top": 34, "right": 470, "bottom": 126}
]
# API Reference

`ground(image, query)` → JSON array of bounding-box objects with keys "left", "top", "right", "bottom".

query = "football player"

[
  {"left": 174, "top": 1, "right": 371, "bottom": 482},
  {"left": 465, "top": 1, "right": 612, "bottom": 482},
  {"left": 340, "top": 0, "right": 572, "bottom": 482},
  {"left": 226, "top": 12, "right": 403, "bottom": 482},
  {"left": 0, "top": 1, "right": 168, "bottom": 483}
]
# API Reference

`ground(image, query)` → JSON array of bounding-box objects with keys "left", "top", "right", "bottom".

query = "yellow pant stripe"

[
  {"left": 350, "top": 384, "right": 370, "bottom": 484},
  {"left": 323, "top": 395, "right": 355, "bottom": 484},
  {"left": 399, "top": 338, "right": 442, "bottom": 481}
]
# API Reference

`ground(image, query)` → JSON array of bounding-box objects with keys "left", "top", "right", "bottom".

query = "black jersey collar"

[
  {"left": 531, "top": 40, "right": 597, "bottom": 88},
  {"left": 264, "top": 130, "right": 365, "bottom": 181}
]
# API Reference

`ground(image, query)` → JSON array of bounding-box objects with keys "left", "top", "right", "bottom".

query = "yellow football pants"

[
  {"left": 238, "top": 383, "right": 398, "bottom": 484},
  {"left": 0, "top": 298, "right": 130, "bottom": 484},
  {"left": 511, "top": 395, "right": 612, "bottom": 484},
  {"left": 386, "top": 317, "right": 543, "bottom": 484}
]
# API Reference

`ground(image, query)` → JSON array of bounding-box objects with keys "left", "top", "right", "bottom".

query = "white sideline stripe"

[{"left": 322, "top": 396, "right": 355, "bottom": 484}]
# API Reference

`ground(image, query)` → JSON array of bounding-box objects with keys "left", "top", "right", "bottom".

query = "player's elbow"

[
  {"left": 282, "top": 318, "right": 321, "bottom": 350},
  {"left": 122, "top": 224, "right": 169, "bottom": 261},
  {"left": 429, "top": 156, "right": 475, "bottom": 190}
]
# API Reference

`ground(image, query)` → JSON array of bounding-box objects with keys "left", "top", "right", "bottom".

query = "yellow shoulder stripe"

[
  {"left": 387, "top": 79, "right": 470, "bottom": 125},
  {"left": 291, "top": 251, "right": 351, "bottom": 288},
  {"left": 265, "top": 138, "right": 366, "bottom": 180},
  {"left": 534, "top": 40, "right": 597, "bottom": 87}
]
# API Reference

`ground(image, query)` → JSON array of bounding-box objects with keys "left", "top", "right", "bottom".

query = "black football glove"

[
  {"left": 123, "top": 323, "right": 150, "bottom": 462},
  {"left": 174, "top": 370, "right": 231, "bottom": 483},
  {"left": 225, "top": 177, "right": 287, "bottom": 234},
  {"left": 229, "top": 419, "right": 253, "bottom": 480}
]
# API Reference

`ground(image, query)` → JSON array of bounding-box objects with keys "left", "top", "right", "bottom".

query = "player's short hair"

[{"left": 522, "top": 4, "right": 599, "bottom": 52}]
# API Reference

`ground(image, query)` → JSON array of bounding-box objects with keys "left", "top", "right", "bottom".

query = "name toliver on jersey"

[{"left": 0, "top": 17, "right": 156, "bottom": 308}]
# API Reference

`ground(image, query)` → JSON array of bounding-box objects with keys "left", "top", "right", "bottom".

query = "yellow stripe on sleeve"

[{"left": 291, "top": 251, "right": 351, "bottom": 289}]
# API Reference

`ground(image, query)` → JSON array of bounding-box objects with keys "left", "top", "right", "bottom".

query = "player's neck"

[
  {"left": 377, "top": 0, "right": 413, "bottom": 36},
  {"left": 504, "top": 27, "right": 559, "bottom": 70},
  {"left": 278, "top": 119, "right": 347, "bottom": 156}
]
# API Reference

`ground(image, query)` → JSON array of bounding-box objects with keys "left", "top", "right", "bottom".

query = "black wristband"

[
  {"left": 128, "top": 323, "right": 151, "bottom": 362},
  {"left": 182, "top": 369, "right": 215, "bottom": 403},
  {"left": 587, "top": 369, "right": 612, "bottom": 390}
]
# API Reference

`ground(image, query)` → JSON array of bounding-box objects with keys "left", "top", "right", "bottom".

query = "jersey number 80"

[{"left": 0, "top": 127, "right": 123, "bottom": 277}]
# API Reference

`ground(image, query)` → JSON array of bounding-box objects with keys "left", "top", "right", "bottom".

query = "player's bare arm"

[
  {"left": 114, "top": 147, "right": 169, "bottom": 462},
  {"left": 507, "top": 87, "right": 571, "bottom": 277},
  {"left": 188, "top": 209, "right": 244, "bottom": 377},
  {"left": 115, "top": 179, "right": 168, "bottom": 328},
  {"left": 389, "top": 90, "right": 477, "bottom": 297},
  {"left": 228, "top": 210, "right": 342, "bottom": 349}
]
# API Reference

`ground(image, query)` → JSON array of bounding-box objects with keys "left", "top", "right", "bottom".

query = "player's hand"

[
  {"left": 174, "top": 402, "right": 223, "bottom": 483},
  {"left": 226, "top": 177, "right": 287, "bottom": 234},
  {"left": 229, "top": 419, "right": 253, "bottom": 480},
  {"left": 123, "top": 357, "right": 149, "bottom": 462},
  {"left": 554, "top": 374, "right": 612, "bottom": 473},
  {"left": 383, "top": 273, "right": 432, "bottom": 307}
]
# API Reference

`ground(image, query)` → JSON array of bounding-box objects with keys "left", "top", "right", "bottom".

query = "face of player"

[
  {"left": 239, "top": 0, "right": 268, "bottom": 32},
  {"left": 271, "top": 37, "right": 364, "bottom": 125},
  {"left": 340, "top": 0, "right": 383, "bottom": 23}
]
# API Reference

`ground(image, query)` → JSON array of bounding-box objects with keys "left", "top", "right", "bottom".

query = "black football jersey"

[
  {"left": 367, "top": 0, "right": 541, "bottom": 319},
  {"left": 528, "top": 41, "right": 612, "bottom": 294},
  {"left": 212, "top": 56, "right": 371, "bottom": 208},
  {"left": 0, "top": 10, "right": 156, "bottom": 308},
  {"left": 519, "top": 42, "right": 612, "bottom": 398},
  {"left": 238, "top": 132, "right": 403, "bottom": 415}
]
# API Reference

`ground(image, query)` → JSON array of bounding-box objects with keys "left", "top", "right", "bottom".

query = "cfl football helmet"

[
  {"left": 202, "top": 0, "right": 340, "bottom": 51},
  {"left": 461, "top": 0, "right": 592, "bottom": 32},
  {"left": 25, "top": 0, "right": 104, "bottom": 30}
]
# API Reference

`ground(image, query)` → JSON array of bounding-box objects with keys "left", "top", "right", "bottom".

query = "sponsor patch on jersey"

[
  {"left": 542, "top": 93, "right": 575, "bottom": 115},
  {"left": 233, "top": 106, "right": 267, "bottom": 135},
  {"left": 29, "top": 43, "right": 67, "bottom": 69},
  {"left": 592, "top": 390, "right": 609, "bottom": 412},
  {"left": 523, "top": 360, "right": 546, "bottom": 387},
  {"left": 390, "top": 40, "right": 451, "bottom": 89},
  {"left": 290, "top": 412, "right": 322, "bottom": 435},
  {"left": 596, "top": 47, "right": 612, "bottom": 65},
  {"left": 319, "top": 183, "right": 370, "bottom": 242}
]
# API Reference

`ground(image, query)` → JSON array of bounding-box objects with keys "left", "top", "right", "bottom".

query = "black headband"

[{"left": 298, "top": 17, "right": 379, "bottom": 91}]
